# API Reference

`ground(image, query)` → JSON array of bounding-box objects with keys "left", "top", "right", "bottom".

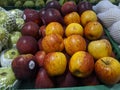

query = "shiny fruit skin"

[
  {"left": 81, "top": 10, "right": 97, "bottom": 26},
  {"left": 42, "top": 34, "right": 64, "bottom": 53},
  {"left": 64, "top": 35, "right": 86, "bottom": 55},
  {"left": 95, "top": 57, "right": 120, "bottom": 85},
  {"left": 12, "top": 54, "right": 38, "bottom": 80},
  {"left": 16, "top": 36, "right": 38, "bottom": 55},
  {"left": 65, "top": 23, "right": 83, "bottom": 37},
  {"left": 45, "top": 22, "right": 64, "bottom": 37},
  {"left": 88, "top": 39, "right": 112, "bottom": 60},
  {"left": 69, "top": 51, "right": 94, "bottom": 77},
  {"left": 44, "top": 52, "right": 67, "bottom": 76},
  {"left": 84, "top": 21, "right": 103, "bottom": 40},
  {"left": 64, "top": 12, "right": 80, "bottom": 25}
]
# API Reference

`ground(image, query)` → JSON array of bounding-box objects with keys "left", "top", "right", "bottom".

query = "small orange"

[
  {"left": 45, "top": 22, "right": 64, "bottom": 37},
  {"left": 64, "top": 12, "right": 80, "bottom": 25},
  {"left": 65, "top": 23, "right": 83, "bottom": 37}
]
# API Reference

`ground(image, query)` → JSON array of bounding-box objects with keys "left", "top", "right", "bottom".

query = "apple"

[
  {"left": 12, "top": 54, "right": 38, "bottom": 80},
  {"left": 35, "top": 51, "right": 46, "bottom": 67},
  {"left": 88, "top": 39, "right": 112, "bottom": 60},
  {"left": 64, "top": 35, "right": 86, "bottom": 55},
  {"left": 39, "top": 25, "right": 46, "bottom": 37},
  {"left": 84, "top": 21, "right": 104, "bottom": 40},
  {"left": 41, "top": 8, "right": 64, "bottom": 25},
  {"left": 23, "top": 9, "right": 42, "bottom": 25},
  {"left": 80, "top": 10, "right": 98, "bottom": 26},
  {"left": 80, "top": 73, "right": 100, "bottom": 86},
  {"left": 56, "top": 71, "right": 78, "bottom": 87},
  {"left": 41, "top": 34, "right": 64, "bottom": 53},
  {"left": 69, "top": 51, "right": 94, "bottom": 78},
  {"left": 77, "top": 1, "right": 93, "bottom": 15},
  {"left": 0, "top": 48, "right": 19, "bottom": 67},
  {"left": 45, "top": 0, "right": 61, "bottom": 11},
  {"left": 44, "top": 52, "right": 67, "bottom": 76},
  {"left": 95, "top": 57, "right": 120, "bottom": 85},
  {"left": 16, "top": 36, "right": 39, "bottom": 55},
  {"left": 21, "top": 21, "right": 40, "bottom": 39},
  {"left": 61, "top": 1, "right": 77, "bottom": 16},
  {"left": 64, "top": 12, "right": 80, "bottom": 25},
  {"left": 35, "top": 68, "right": 54, "bottom": 88}
]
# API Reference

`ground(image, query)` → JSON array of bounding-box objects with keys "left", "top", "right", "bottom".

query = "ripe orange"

[
  {"left": 65, "top": 23, "right": 83, "bottom": 37},
  {"left": 45, "top": 22, "right": 64, "bottom": 37},
  {"left": 81, "top": 10, "right": 97, "bottom": 26},
  {"left": 64, "top": 12, "right": 80, "bottom": 25}
]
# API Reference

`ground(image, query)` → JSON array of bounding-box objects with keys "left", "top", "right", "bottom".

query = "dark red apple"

[
  {"left": 39, "top": 25, "right": 46, "bottom": 37},
  {"left": 35, "top": 68, "right": 54, "bottom": 88},
  {"left": 45, "top": 0, "right": 61, "bottom": 11},
  {"left": 21, "top": 21, "right": 40, "bottom": 39},
  {"left": 23, "top": 9, "right": 42, "bottom": 25},
  {"left": 35, "top": 51, "right": 46, "bottom": 67},
  {"left": 41, "top": 8, "right": 64, "bottom": 25},
  {"left": 12, "top": 54, "right": 38, "bottom": 80},
  {"left": 80, "top": 73, "right": 100, "bottom": 86},
  {"left": 38, "top": 38, "right": 43, "bottom": 50},
  {"left": 16, "top": 36, "right": 38, "bottom": 55},
  {"left": 77, "top": 1, "right": 93, "bottom": 15},
  {"left": 55, "top": 71, "right": 78, "bottom": 87},
  {"left": 61, "top": 1, "right": 77, "bottom": 16}
]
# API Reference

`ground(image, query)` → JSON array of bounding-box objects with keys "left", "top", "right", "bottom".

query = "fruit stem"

[{"left": 101, "top": 59, "right": 110, "bottom": 65}]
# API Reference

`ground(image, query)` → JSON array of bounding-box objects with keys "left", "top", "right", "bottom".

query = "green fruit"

[
  {"left": 0, "top": 67, "right": 16, "bottom": 90},
  {"left": 14, "top": 1, "right": 23, "bottom": 7},
  {"left": 23, "top": 0, "right": 35, "bottom": 8},
  {"left": 35, "top": 0, "right": 45, "bottom": 7},
  {"left": 9, "top": 31, "right": 22, "bottom": 47},
  {"left": 0, "top": 26, "right": 9, "bottom": 51},
  {"left": 0, "top": 48, "right": 19, "bottom": 67},
  {"left": 9, "top": 9, "right": 23, "bottom": 18},
  {"left": 0, "top": 11, "right": 16, "bottom": 32},
  {"left": 15, "top": 18, "right": 25, "bottom": 31}
]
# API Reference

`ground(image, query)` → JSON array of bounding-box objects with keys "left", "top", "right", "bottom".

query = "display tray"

[
  {"left": 12, "top": 80, "right": 120, "bottom": 90},
  {"left": 10, "top": 28, "right": 120, "bottom": 90}
]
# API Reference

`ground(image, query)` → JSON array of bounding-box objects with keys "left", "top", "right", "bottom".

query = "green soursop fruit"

[
  {"left": 0, "top": 11, "right": 16, "bottom": 32},
  {"left": 9, "top": 9, "right": 23, "bottom": 18},
  {"left": 15, "top": 18, "right": 25, "bottom": 31},
  {"left": 0, "top": 26, "right": 9, "bottom": 51},
  {"left": 14, "top": 1, "right": 23, "bottom": 7},
  {"left": 0, "top": 67, "right": 16, "bottom": 90},
  {"left": 0, "top": 7, "right": 6, "bottom": 12}
]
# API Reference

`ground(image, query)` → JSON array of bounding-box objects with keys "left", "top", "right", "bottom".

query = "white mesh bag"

[
  {"left": 97, "top": 8, "right": 120, "bottom": 28},
  {"left": 109, "top": 21, "right": 120, "bottom": 44},
  {"left": 93, "top": 0, "right": 117, "bottom": 13}
]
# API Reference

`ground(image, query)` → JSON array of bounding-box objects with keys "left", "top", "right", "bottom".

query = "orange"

[
  {"left": 81, "top": 10, "right": 97, "bottom": 26},
  {"left": 65, "top": 23, "right": 83, "bottom": 37},
  {"left": 64, "top": 12, "right": 80, "bottom": 25},
  {"left": 45, "top": 22, "right": 64, "bottom": 37}
]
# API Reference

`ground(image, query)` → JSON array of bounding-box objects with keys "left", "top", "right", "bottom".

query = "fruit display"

[{"left": 0, "top": 0, "right": 120, "bottom": 90}]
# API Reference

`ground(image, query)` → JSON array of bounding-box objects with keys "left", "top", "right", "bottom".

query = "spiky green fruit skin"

[
  {"left": 9, "top": 9, "right": 23, "bottom": 18},
  {"left": 0, "top": 26, "right": 9, "bottom": 51},
  {"left": 0, "top": 67, "right": 16, "bottom": 90},
  {"left": 0, "top": 11, "right": 16, "bottom": 32}
]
